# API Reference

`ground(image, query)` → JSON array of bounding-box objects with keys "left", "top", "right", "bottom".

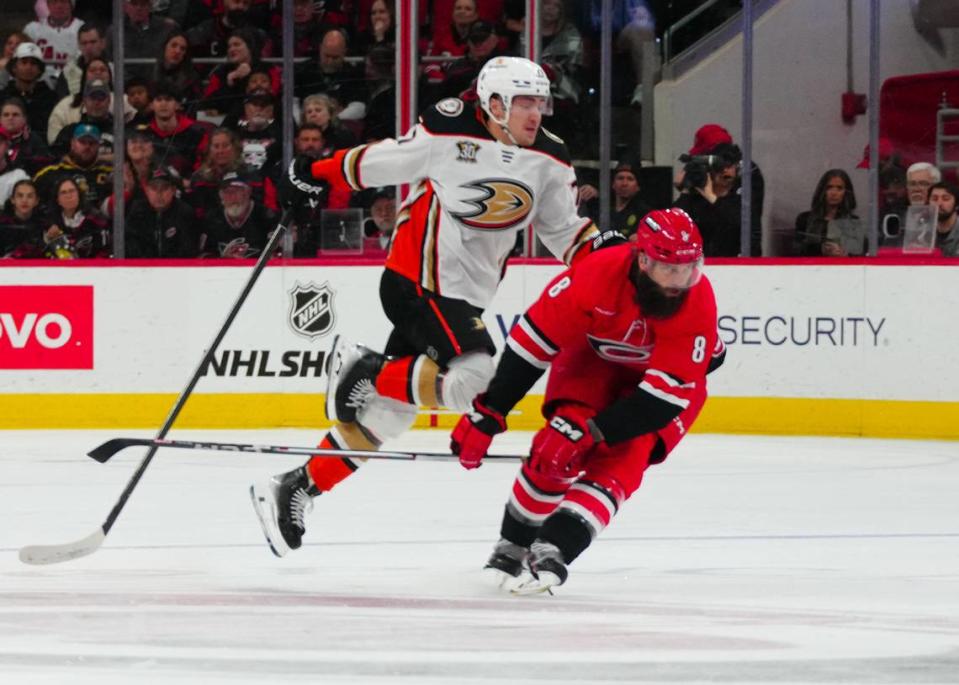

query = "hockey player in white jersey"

[{"left": 251, "top": 56, "right": 622, "bottom": 557}]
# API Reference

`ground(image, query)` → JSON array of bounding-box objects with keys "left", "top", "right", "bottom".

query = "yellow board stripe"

[{"left": 0, "top": 394, "right": 956, "bottom": 440}]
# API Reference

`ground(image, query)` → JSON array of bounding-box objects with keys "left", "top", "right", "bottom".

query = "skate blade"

[
  {"left": 483, "top": 565, "right": 527, "bottom": 593},
  {"left": 249, "top": 483, "right": 289, "bottom": 558},
  {"left": 510, "top": 571, "right": 562, "bottom": 596}
]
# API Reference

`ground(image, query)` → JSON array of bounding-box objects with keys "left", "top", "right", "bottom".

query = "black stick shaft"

[
  {"left": 89, "top": 436, "right": 524, "bottom": 463},
  {"left": 101, "top": 209, "right": 293, "bottom": 534}
]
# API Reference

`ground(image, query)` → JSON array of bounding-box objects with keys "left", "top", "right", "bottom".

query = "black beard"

[
  {"left": 634, "top": 268, "right": 688, "bottom": 319},
  {"left": 939, "top": 209, "right": 957, "bottom": 224}
]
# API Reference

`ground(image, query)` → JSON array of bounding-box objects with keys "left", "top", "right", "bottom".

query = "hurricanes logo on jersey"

[
  {"left": 453, "top": 179, "right": 534, "bottom": 230},
  {"left": 586, "top": 334, "right": 653, "bottom": 364}
]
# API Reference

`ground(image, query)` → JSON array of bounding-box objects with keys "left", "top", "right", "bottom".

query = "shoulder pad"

[{"left": 420, "top": 99, "right": 489, "bottom": 137}]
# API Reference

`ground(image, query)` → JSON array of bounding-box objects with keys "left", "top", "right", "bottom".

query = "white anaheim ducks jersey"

[{"left": 336, "top": 98, "right": 597, "bottom": 309}]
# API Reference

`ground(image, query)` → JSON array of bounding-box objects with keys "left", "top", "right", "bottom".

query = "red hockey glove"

[
  {"left": 530, "top": 414, "right": 597, "bottom": 478},
  {"left": 450, "top": 395, "right": 507, "bottom": 470}
]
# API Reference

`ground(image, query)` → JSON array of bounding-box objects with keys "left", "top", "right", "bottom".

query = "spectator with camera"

[
  {"left": 678, "top": 124, "right": 764, "bottom": 256},
  {"left": 793, "top": 169, "right": 860, "bottom": 257},
  {"left": 673, "top": 139, "right": 743, "bottom": 257},
  {"left": 929, "top": 181, "right": 959, "bottom": 257}
]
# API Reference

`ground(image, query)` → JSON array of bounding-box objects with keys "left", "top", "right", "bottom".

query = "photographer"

[
  {"left": 673, "top": 143, "right": 743, "bottom": 257},
  {"left": 674, "top": 125, "right": 765, "bottom": 256}
]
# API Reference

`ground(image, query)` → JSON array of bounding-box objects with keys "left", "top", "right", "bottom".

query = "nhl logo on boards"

[{"left": 288, "top": 282, "right": 336, "bottom": 340}]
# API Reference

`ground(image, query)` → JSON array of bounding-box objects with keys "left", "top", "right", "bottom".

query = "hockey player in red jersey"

[
  {"left": 450, "top": 208, "right": 726, "bottom": 593},
  {"left": 250, "top": 56, "right": 623, "bottom": 557}
]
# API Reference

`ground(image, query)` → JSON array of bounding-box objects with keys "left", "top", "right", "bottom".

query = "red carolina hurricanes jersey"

[
  {"left": 329, "top": 98, "right": 597, "bottom": 308},
  {"left": 507, "top": 244, "right": 723, "bottom": 411}
]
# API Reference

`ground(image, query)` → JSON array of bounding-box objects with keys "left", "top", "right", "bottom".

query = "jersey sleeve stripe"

[
  {"left": 644, "top": 368, "right": 695, "bottom": 389},
  {"left": 521, "top": 314, "right": 559, "bottom": 354},
  {"left": 343, "top": 145, "right": 368, "bottom": 190},
  {"left": 506, "top": 336, "right": 552, "bottom": 369},
  {"left": 518, "top": 315, "right": 558, "bottom": 355},
  {"left": 420, "top": 193, "right": 440, "bottom": 292},
  {"left": 637, "top": 380, "right": 691, "bottom": 409}
]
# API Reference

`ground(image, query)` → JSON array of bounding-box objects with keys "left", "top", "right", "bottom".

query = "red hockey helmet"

[{"left": 635, "top": 209, "right": 704, "bottom": 289}]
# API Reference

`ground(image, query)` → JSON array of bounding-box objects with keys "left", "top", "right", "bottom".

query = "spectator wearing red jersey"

[{"left": 145, "top": 81, "right": 210, "bottom": 179}]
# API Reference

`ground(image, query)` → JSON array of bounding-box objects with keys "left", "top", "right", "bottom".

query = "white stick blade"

[{"left": 18, "top": 529, "right": 106, "bottom": 565}]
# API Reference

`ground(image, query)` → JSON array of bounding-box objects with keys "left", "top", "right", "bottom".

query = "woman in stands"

[
  {"left": 200, "top": 28, "right": 281, "bottom": 116},
  {"left": 42, "top": 177, "right": 110, "bottom": 259},
  {"left": 301, "top": 93, "right": 356, "bottom": 152},
  {"left": 794, "top": 169, "right": 859, "bottom": 256},
  {"left": 154, "top": 31, "right": 202, "bottom": 115}
]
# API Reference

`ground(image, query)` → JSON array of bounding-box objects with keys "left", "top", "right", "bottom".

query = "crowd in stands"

[{"left": 0, "top": 0, "right": 955, "bottom": 259}]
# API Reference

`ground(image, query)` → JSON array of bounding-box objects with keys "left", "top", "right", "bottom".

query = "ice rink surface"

[{"left": 2, "top": 429, "right": 958, "bottom": 684}]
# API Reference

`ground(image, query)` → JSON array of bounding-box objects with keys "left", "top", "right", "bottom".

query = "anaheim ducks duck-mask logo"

[{"left": 452, "top": 179, "right": 534, "bottom": 230}]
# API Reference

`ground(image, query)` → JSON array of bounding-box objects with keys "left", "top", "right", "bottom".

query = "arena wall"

[{"left": 1, "top": 258, "right": 957, "bottom": 439}]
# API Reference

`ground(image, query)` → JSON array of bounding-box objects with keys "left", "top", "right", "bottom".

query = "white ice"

[{"left": 2, "top": 429, "right": 958, "bottom": 684}]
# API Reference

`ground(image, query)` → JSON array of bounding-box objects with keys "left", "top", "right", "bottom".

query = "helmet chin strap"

[{"left": 489, "top": 98, "right": 520, "bottom": 147}]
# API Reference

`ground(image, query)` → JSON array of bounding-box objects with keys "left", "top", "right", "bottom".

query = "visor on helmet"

[{"left": 639, "top": 251, "right": 704, "bottom": 290}]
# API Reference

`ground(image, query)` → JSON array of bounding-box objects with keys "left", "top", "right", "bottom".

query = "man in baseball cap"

[{"left": 1, "top": 42, "right": 58, "bottom": 139}]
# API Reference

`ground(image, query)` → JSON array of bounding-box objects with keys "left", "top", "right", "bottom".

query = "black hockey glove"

[
  {"left": 285, "top": 156, "right": 327, "bottom": 205},
  {"left": 591, "top": 229, "right": 629, "bottom": 251}
]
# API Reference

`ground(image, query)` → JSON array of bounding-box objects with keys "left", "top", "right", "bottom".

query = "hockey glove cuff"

[{"left": 450, "top": 394, "right": 507, "bottom": 470}]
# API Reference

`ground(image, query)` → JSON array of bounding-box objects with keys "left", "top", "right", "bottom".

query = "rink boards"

[{"left": 0, "top": 259, "right": 957, "bottom": 439}]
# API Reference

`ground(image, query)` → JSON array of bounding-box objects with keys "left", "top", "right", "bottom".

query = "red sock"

[
  {"left": 306, "top": 434, "right": 358, "bottom": 491},
  {"left": 375, "top": 356, "right": 415, "bottom": 403}
]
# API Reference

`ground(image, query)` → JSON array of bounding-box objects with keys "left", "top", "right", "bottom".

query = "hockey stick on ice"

[
  {"left": 87, "top": 437, "right": 525, "bottom": 464},
  {"left": 19, "top": 207, "right": 297, "bottom": 566}
]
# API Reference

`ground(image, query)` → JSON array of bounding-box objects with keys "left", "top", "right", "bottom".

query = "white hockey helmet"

[{"left": 476, "top": 56, "right": 553, "bottom": 127}]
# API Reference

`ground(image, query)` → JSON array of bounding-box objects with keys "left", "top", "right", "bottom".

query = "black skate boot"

[
  {"left": 325, "top": 335, "right": 386, "bottom": 423},
  {"left": 483, "top": 538, "right": 528, "bottom": 589},
  {"left": 250, "top": 466, "right": 320, "bottom": 557},
  {"left": 513, "top": 540, "right": 569, "bottom": 594}
]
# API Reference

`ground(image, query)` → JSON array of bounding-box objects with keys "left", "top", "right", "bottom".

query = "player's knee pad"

[
  {"left": 440, "top": 351, "right": 495, "bottom": 412},
  {"left": 356, "top": 395, "right": 417, "bottom": 443}
]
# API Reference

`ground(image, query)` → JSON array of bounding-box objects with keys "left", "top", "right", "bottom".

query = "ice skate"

[
  {"left": 325, "top": 335, "right": 386, "bottom": 423},
  {"left": 250, "top": 466, "right": 319, "bottom": 557},
  {"left": 511, "top": 540, "right": 568, "bottom": 595},
  {"left": 483, "top": 538, "right": 528, "bottom": 590}
]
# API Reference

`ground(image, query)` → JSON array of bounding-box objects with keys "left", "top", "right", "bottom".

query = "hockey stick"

[
  {"left": 87, "top": 437, "right": 525, "bottom": 464},
  {"left": 19, "top": 207, "right": 296, "bottom": 566}
]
